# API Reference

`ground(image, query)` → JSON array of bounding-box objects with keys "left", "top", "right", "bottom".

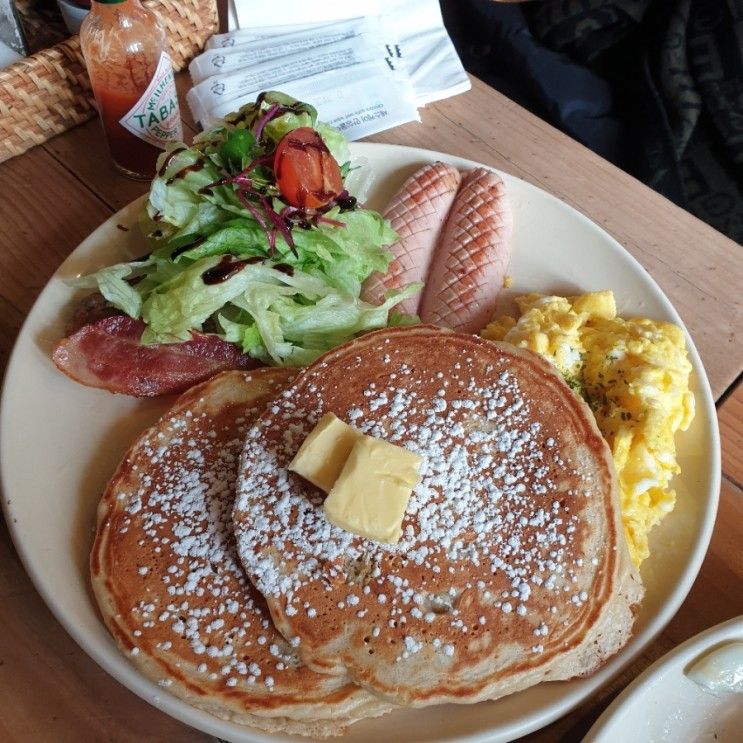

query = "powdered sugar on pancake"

[
  {"left": 239, "top": 368, "right": 577, "bottom": 615},
  {"left": 91, "top": 369, "right": 390, "bottom": 734},
  {"left": 232, "top": 328, "right": 640, "bottom": 703},
  {"left": 119, "top": 409, "right": 287, "bottom": 687}
]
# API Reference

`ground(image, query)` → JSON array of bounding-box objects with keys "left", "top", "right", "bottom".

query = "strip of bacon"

[
  {"left": 419, "top": 167, "right": 513, "bottom": 333},
  {"left": 52, "top": 316, "right": 261, "bottom": 397},
  {"left": 361, "top": 162, "right": 461, "bottom": 316}
]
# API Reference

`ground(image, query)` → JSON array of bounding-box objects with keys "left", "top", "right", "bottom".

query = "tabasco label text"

[{"left": 120, "top": 52, "right": 183, "bottom": 149}]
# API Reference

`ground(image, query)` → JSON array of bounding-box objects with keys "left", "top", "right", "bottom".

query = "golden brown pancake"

[
  {"left": 233, "top": 327, "right": 643, "bottom": 706},
  {"left": 91, "top": 369, "right": 390, "bottom": 736}
]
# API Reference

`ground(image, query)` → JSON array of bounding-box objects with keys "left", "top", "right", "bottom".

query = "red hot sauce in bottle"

[{"left": 80, "top": 0, "right": 183, "bottom": 180}]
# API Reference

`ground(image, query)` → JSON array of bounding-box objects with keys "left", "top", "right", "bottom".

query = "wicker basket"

[{"left": 0, "top": 0, "right": 217, "bottom": 163}]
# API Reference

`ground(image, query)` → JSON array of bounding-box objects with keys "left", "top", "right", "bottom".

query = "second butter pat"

[
  {"left": 288, "top": 412, "right": 361, "bottom": 492},
  {"left": 323, "top": 436, "right": 423, "bottom": 544}
]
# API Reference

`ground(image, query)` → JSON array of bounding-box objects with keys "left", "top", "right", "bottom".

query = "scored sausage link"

[
  {"left": 361, "top": 161, "right": 462, "bottom": 315},
  {"left": 419, "top": 167, "right": 513, "bottom": 333}
]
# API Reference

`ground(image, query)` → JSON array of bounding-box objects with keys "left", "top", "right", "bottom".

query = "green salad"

[{"left": 77, "top": 92, "right": 416, "bottom": 366}]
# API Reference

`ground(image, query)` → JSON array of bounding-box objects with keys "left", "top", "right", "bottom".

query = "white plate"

[
  {"left": 585, "top": 617, "right": 743, "bottom": 742},
  {"left": 0, "top": 143, "right": 720, "bottom": 742}
]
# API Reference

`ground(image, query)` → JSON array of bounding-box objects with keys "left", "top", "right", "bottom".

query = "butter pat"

[
  {"left": 288, "top": 413, "right": 361, "bottom": 492},
  {"left": 323, "top": 436, "right": 422, "bottom": 544}
]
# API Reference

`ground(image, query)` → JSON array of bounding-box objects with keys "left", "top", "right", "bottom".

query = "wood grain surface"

[
  {"left": 0, "top": 74, "right": 740, "bottom": 742},
  {"left": 719, "top": 382, "right": 743, "bottom": 489}
]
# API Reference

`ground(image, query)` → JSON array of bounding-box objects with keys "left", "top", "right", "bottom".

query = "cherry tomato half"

[{"left": 273, "top": 127, "right": 344, "bottom": 209}]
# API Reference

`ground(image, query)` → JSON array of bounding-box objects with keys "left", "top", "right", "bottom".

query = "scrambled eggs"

[{"left": 481, "top": 291, "right": 695, "bottom": 566}]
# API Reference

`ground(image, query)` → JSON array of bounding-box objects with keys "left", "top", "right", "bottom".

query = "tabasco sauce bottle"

[{"left": 79, "top": 0, "right": 183, "bottom": 179}]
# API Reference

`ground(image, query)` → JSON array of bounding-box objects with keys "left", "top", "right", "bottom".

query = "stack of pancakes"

[{"left": 92, "top": 326, "right": 643, "bottom": 737}]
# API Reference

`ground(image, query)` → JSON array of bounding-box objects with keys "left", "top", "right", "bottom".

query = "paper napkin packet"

[{"left": 186, "top": 1, "right": 470, "bottom": 140}]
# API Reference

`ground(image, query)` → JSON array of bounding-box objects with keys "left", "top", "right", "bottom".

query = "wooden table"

[{"left": 0, "top": 75, "right": 740, "bottom": 742}]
